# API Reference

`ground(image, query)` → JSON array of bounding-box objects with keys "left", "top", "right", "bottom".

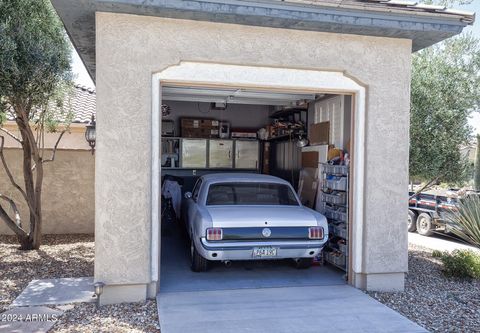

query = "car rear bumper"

[{"left": 197, "top": 238, "right": 326, "bottom": 261}]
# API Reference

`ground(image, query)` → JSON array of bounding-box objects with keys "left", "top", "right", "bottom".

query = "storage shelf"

[
  {"left": 325, "top": 258, "right": 347, "bottom": 272},
  {"left": 269, "top": 108, "right": 307, "bottom": 119},
  {"left": 263, "top": 134, "right": 293, "bottom": 142},
  {"left": 320, "top": 162, "right": 350, "bottom": 275}
]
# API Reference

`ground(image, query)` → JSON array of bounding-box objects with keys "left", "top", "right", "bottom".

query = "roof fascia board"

[{"left": 96, "top": 0, "right": 470, "bottom": 30}]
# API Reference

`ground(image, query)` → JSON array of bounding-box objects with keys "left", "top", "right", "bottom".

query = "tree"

[
  {"left": 409, "top": 32, "right": 480, "bottom": 191},
  {"left": 0, "top": 0, "right": 73, "bottom": 250},
  {"left": 475, "top": 135, "right": 480, "bottom": 191}
]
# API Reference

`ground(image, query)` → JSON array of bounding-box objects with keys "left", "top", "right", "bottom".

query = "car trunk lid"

[{"left": 206, "top": 206, "right": 317, "bottom": 228}]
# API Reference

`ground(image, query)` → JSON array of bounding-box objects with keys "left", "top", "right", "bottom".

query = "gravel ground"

[
  {"left": 0, "top": 234, "right": 160, "bottom": 332},
  {"left": 368, "top": 244, "right": 480, "bottom": 332},
  {"left": 0, "top": 234, "right": 94, "bottom": 313},
  {"left": 51, "top": 301, "right": 160, "bottom": 333},
  {"left": 3, "top": 235, "right": 479, "bottom": 332}
]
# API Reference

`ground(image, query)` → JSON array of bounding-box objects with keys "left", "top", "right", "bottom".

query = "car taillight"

[
  {"left": 309, "top": 227, "right": 324, "bottom": 239},
  {"left": 206, "top": 228, "right": 223, "bottom": 241}
]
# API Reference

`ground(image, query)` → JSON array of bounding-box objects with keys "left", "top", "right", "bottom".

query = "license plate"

[{"left": 252, "top": 247, "right": 277, "bottom": 258}]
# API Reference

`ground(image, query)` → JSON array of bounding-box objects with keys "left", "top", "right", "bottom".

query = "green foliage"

[
  {"left": 0, "top": 0, "right": 73, "bottom": 120},
  {"left": 432, "top": 249, "right": 443, "bottom": 258},
  {"left": 436, "top": 250, "right": 480, "bottom": 280},
  {"left": 0, "top": 0, "right": 73, "bottom": 249},
  {"left": 475, "top": 135, "right": 480, "bottom": 191},
  {"left": 410, "top": 33, "right": 480, "bottom": 185},
  {"left": 446, "top": 195, "right": 480, "bottom": 247}
]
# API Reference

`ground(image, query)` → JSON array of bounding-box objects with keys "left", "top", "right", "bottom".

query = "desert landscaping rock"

[
  {"left": 0, "top": 235, "right": 94, "bottom": 313},
  {"left": 51, "top": 301, "right": 160, "bottom": 333},
  {"left": 0, "top": 235, "right": 159, "bottom": 332},
  {"left": 2, "top": 235, "right": 479, "bottom": 332},
  {"left": 368, "top": 244, "right": 480, "bottom": 332}
]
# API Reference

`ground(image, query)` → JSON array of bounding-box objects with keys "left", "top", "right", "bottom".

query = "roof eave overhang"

[{"left": 51, "top": 0, "right": 473, "bottom": 82}]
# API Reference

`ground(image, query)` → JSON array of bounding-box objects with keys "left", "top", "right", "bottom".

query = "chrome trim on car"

[{"left": 200, "top": 238, "right": 325, "bottom": 251}]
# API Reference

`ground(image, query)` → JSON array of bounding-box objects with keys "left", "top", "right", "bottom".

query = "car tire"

[
  {"left": 416, "top": 213, "right": 434, "bottom": 236},
  {"left": 294, "top": 258, "right": 312, "bottom": 269},
  {"left": 190, "top": 239, "right": 209, "bottom": 272},
  {"left": 408, "top": 210, "right": 417, "bottom": 232}
]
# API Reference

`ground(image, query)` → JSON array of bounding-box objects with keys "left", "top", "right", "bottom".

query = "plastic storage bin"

[
  {"left": 323, "top": 164, "right": 349, "bottom": 176},
  {"left": 325, "top": 176, "right": 347, "bottom": 191},
  {"left": 334, "top": 225, "right": 348, "bottom": 239},
  {"left": 338, "top": 242, "right": 348, "bottom": 254},
  {"left": 325, "top": 208, "right": 347, "bottom": 223},
  {"left": 322, "top": 192, "right": 346, "bottom": 205}
]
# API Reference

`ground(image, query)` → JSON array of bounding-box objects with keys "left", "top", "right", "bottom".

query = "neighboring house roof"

[
  {"left": 51, "top": 0, "right": 475, "bottom": 82},
  {"left": 6, "top": 84, "right": 96, "bottom": 124},
  {"left": 67, "top": 85, "right": 96, "bottom": 123}
]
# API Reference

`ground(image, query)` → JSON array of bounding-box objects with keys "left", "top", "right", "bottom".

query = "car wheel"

[
  {"left": 416, "top": 213, "right": 434, "bottom": 236},
  {"left": 190, "top": 239, "right": 209, "bottom": 272},
  {"left": 294, "top": 258, "right": 312, "bottom": 269},
  {"left": 408, "top": 210, "right": 417, "bottom": 232}
]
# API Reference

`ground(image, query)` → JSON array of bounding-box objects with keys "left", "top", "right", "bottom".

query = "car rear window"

[{"left": 206, "top": 182, "right": 299, "bottom": 206}]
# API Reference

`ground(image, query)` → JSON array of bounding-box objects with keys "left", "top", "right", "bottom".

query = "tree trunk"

[
  {"left": 16, "top": 104, "right": 43, "bottom": 250},
  {"left": 31, "top": 162, "right": 43, "bottom": 249}
]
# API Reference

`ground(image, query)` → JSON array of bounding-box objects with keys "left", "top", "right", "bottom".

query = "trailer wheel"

[
  {"left": 416, "top": 213, "right": 434, "bottom": 236},
  {"left": 408, "top": 210, "right": 417, "bottom": 232}
]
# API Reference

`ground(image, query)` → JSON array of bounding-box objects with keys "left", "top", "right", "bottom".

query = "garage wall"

[
  {"left": 0, "top": 149, "right": 95, "bottom": 235},
  {"left": 95, "top": 13, "right": 411, "bottom": 295},
  {"left": 163, "top": 101, "right": 270, "bottom": 135}
]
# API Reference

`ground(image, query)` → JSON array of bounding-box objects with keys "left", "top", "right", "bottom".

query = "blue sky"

[{"left": 70, "top": 3, "right": 479, "bottom": 133}]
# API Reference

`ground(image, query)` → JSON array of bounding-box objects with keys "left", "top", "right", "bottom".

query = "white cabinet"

[
  {"left": 235, "top": 140, "right": 259, "bottom": 169},
  {"left": 181, "top": 139, "right": 207, "bottom": 168},
  {"left": 209, "top": 139, "right": 233, "bottom": 168}
]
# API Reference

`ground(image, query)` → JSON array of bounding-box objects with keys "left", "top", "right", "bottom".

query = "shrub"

[
  {"left": 436, "top": 250, "right": 480, "bottom": 280},
  {"left": 446, "top": 195, "right": 480, "bottom": 248}
]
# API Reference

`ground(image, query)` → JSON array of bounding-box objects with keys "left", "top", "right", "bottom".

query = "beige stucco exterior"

[
  {"left": 0, "top": 148, "right": 95, "bottom": 235},
  {"left": 95, "top": 12, "right": 411, "bottom": 303},
  {"left": 1, "top": 122, "right": 93, "bottom": 151}
]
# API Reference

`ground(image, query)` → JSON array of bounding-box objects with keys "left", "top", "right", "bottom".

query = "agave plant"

[{"left": 446, "top": 195, "right": 480, "bottom": 248}]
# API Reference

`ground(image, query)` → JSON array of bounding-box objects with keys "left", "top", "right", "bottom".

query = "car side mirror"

[{"left": 184, "top": 192, "right": 192, "bottom": 199}]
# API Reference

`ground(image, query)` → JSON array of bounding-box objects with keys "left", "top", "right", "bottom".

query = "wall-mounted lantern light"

[{"left": 85, "top": 114, "right": 96, "bottom": 155}]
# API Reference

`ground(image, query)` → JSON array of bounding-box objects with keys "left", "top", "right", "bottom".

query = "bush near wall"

[{"left": 433, "top": 250, "right": 480, "bottom": 280}]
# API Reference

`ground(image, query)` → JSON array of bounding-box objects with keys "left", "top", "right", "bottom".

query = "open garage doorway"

[{"left": 152, "top": 62, "right": 366, "bottom": 293}]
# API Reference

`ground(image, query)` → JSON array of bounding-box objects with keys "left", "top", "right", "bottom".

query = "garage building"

[{"left": 50, "top": 0, "right": 474, "bottom": 305}]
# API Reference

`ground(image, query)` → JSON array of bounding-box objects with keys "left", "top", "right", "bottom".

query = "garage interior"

[{"left": 159, "top": 85, "right": 353, "bottom": 292}]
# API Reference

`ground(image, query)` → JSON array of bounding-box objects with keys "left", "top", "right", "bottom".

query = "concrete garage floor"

[
  {"left": 158, "top": 223, "right": 426, "bottom": 333},
  {"left": 160, "top": 222, "right": 345, "bottom": 293}
]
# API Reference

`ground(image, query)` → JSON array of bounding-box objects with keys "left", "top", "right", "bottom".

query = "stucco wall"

[
  {"left": 95, "top": 13, "right": 411, "bottom": 289},
  {"left": 0, "top": 149, "right": 95, "bottom": 235},
  {"left": 2, "top": 123, "right": 93, "bottom": 151}
]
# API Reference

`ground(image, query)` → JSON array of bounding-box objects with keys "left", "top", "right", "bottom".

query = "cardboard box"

[
  {"left": 301, "top": 151, "right": 319, "bottom": 168},
  {"left": 309, "top": 122, "right": 329, "bottom": 145},
  {"left": 181, "top": 118, "right": 219, "bottom": 129},
  {"left": 182, "top": 128, "right": 219, "bottom": 138}
]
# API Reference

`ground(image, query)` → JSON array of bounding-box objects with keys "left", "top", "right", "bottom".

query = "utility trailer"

[{"left": 408, "top": 192, "right": 458, "bottom": 236}]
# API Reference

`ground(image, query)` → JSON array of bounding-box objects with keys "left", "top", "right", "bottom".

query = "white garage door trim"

[{"left": 151, "top": 61, "right": 366, "bottom": 290}]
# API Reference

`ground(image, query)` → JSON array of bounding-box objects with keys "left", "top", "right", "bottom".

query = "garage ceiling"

[{"left": 162, "top": 86, "right": 318, "bottom": 106}]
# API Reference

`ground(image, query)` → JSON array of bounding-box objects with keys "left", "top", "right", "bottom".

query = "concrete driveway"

[
  {"left": 158, "top": 224, "right": 426, "bottom": 333},
  {"left": 409, "top": 232, "right": 480, "bottom": 253}
]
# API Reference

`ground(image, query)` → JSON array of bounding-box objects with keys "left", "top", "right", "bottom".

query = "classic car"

[{"left": 182, "top": 173, "right": 328, "bottom": 272}]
